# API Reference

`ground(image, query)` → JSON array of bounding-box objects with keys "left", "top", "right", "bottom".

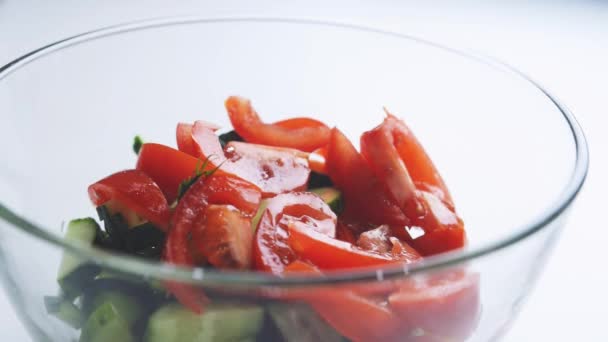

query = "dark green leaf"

[
  {"left": 218, "top": 130, "right": 244, "bottom": 148},
  {"left": 132, "top": 135, "right": 144, "bottom": 155}
]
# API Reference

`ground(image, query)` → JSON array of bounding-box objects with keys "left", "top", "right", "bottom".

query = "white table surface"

[{"left": 1, "top": 1, "right": 606, "bottom": 340}]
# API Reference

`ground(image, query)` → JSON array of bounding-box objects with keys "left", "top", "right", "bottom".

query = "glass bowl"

[{"left": 0, "top": 18, "right": 588, "bottom": 342}]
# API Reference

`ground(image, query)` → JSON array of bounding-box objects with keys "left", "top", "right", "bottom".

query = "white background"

[{"left": 0, "top": 1, "right": 606, "bottom": 340}]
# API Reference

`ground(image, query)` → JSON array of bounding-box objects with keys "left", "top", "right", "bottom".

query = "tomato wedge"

[
  {"left": 225, "top": 96, "right": 331, "bottom": 152},
  {"left": 136, "top": 143, "right": 208, "bottom": 203},
  {"left": 326, "top": 127, "right": 409, "bottom": 226},
  {"left": 163, "top": 173, "right": 262, "bottom": 313},
  {"left": 176, "top": 122, "right": 197, "bottom": 156},
  {"left": 177, "top": 121, "right": 222, "bottom": 157},
  {"left": 389, "top": 270, "right": 480, "bottom": 340},
  {"left": 361, "top": 112, "right": 454, "bottom": 207},
  {"left": 253, "top": 192, "right": 336, "bottom": 274},
  {"left": 273, "top": 117, "right": 328, "bottom": 130},
  {"left": 88, "top": 169, "right": 170, "bottom": 230},
  {"left": 360, "top": 114, "right": 465, "bottom": 255},
  {"left": 190, "top": 121, "right": 310, "bottom": 197},
  {"left": 395, "top": 191, "right": 465, "bottom": 256},
  {"left": 288, "top": 221, "right": 421, "bottom": 270},
  {"left": 191, "top": 204, "right": 255, "bottom": 269}
]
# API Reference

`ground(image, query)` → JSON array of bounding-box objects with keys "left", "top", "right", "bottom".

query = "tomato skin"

[
  {"left": 191, "top": 204, "right": 254, "bottom": 269},
  {"left": 163, "top": 174, "right": 261, "bottom": 313},
  {"left": 176, "top": 122, "right": 197, "bottom": 156},
  {"left": 273, "top": 117, "right": 327, "bottom": 130},
  {"left": 189, "top": 121, "right": 310, "bottom": 197},
  {"left": 389, "top": 270, "right": 480, "bottom": 340},
  {"left": 384, "top": 113, "right": 453, "bottom": 206},
  {"left": 311, "top": 293, "right": 402, "bottom": 342},
  {"left": 360, "top": 126, "right": 419, "bottom": 218},
  {"left": 88, "top": 169, "right": 171, "bottom": 230},
  {"left": 326, "top": 128, "right": 409, "bottom": 226},
  {"left": 225, "top": 96, "right": 331, "bottom": 152},
  {"left": 360, "top": 114, "right": 465, "bottom": 256},
  {"left": 253, "top": 192, "right": 336, "bottom": 274},
  {"left": 390, "top": 190, "right": 466, "bottom": 256},
  {"left": 136, "top": 143, "right": 204, "bottom": 203},
  {"left": 335, "top": 220, "right": 358, "bottom": 244},
  {"left": 288, "top": 221, "right": 421, "bottom": 270}
]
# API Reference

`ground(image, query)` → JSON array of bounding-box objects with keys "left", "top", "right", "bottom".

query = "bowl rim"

[{"left": 0, "top": 16, "right": 589, "bottom": 287}]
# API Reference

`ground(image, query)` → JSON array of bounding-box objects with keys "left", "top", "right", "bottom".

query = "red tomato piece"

[
  {"left": 360, "top": 114, "right": 466, "bottom": 255},
  {"left": 310, "top": 290, "right": 402, "bottom": 342},
  {"left": 360, "top": 126, "right": 420, "bottom": 218},
  {"left": 176, "top": 122, "right": 197, "bottom": 156},
  {"left": 191, "top": 204, "right": 254, "bottom": 269},
  {"left": 390, "top": 190, "right": 466, "bottom": 256},
  {"left": 163, "top": 173, "right": 261, "bottom": 313},
  {"left": 288, "top": 221, "right": 420, "bottom": 270},
  {"left": 190, "top": 121, "right": 310, "bottom": 197},
  {"left": 273, "top": 117, "right": 328, "bottom": 130},
  {"left": 136, "top": 143, "right": 209, "bottom": 203},
  {"left": 389, "top": 270, "right": 480, "bottom": 340},
  {"left": 253, "top": 192, "right": 336, "bottom": 274},
  {"left": 364, "top": 112, "right": 454, "bottom": 207},
  {"left": 335, "top": 220, "right": 358, "bottom": 244},
  {"left": 326, "top": 127, "right": 409, "bottom": 226},
  {"left": 225, "top": 96, "right": 331, "bottom": 152},
  {"left": 88, "top": 169, "right": 170, "bottom": 230}
]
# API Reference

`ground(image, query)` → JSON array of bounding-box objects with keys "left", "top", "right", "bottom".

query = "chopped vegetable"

[
  {"left": 54, "top": 96, "right": 477, "bottom": 342},
  {"left": 225, "top": 96, "right": 331, "bottom": 152}
]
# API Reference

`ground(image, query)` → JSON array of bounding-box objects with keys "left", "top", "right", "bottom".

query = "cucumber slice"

[
  {"left": 80, "top": 301, "right": 135, "bottom": 342},
  {"left": 269, "top": 303, "right": 346, "bottom": 342},
  {"left": 88, "top": 292, "right": 143, "bottom": 327},
  {"left": 80, "top": 291, "right": 144, "bottom": 342},
  {"left": 103, "top": 200, "right": 146, "bottom": 228},
  {"left": 145, "top": 303, "right": 264, "bottom": 342},
  {"left": 310, "top": 187, "right": 343, "bottom": 215},
  {"left": 44, "top": 296, "right": 83, "bottom": 329},
  {"left": 57, "top": 218, "right": 101, "bottom": 298}
]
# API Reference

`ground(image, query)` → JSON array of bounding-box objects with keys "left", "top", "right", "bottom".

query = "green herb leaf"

[
  {"left": 132, "top": 135, "right": 144, "bottom": 155},
  {"left": 176, "top": 156, "right": 225, "bottom": 201}
]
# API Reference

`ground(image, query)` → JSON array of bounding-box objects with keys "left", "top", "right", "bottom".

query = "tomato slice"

[
  {"left": 363, "top": 112, "right": 454, "bottom": 207},
  {"left": 360, "top": 114, "right": 465, "bottom": 255},
  {"left": 136, "top": 143, "right": 207, "bottom": 203},
  {"left": 253, "top": 192, "right": 336, "bottom": 274},
  {"left": 176, "top": 122, "right": 196, "bottom": 156},
  {"left": 389, "top": 270, "right": 480, "bottom": 340},
  {"left": 326, "top": 127, "right": 409, "bottom": 226},
  {"left": 163, "top": 173, "right": 261, "bottom": 313},
  {"left": 225, "top": 96, "right": 331, "bottom": 152},
  {"left": 393, "top": 191, "right": 465, "bottom": 256},
  {"left": 360, "top": 126, "right": 419, "bottom": 218},
  {"left": 273, "top": 117, "right": 328, "bottom": 130},
  {"left": 355, "top": 225, "right": 422, "bottom": 262},
  {"left": 190, "top": 121, "right": 310, "bottom": 197},
  {"left": 311, "top": 292, "right": 403, "bottom": 342},
  {"left": 88, "top": 169, "right": 171, "bottom": 230},
  {"left": 335, "top": 220, "right": 358, "bottom": 244},
  {"left": 177, "top": 121, "right": 222, "bottom": 157},
  {"left": 288, "top": 221, "right": 421, "bottom": 270}
]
